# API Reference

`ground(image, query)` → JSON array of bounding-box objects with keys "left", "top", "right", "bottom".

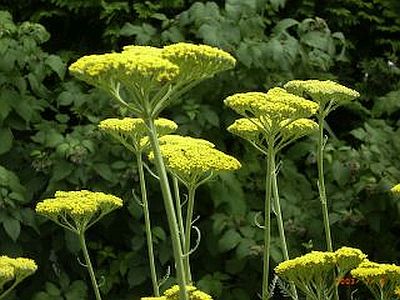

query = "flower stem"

[
  {"left": 184, "top": 187, "right": 196, "bottom": 283},
  {"left": 271, "top": 159, "right": 298, "bottom": 300},
  {"left": 78, "top": 230, "right": 102, "bottom": 300},
  {"left": 146, "top": 117, "right": 188, "bottom": 300},
  {"left": 262, "top": 141, "right": 274, "bottom": 300},
  {"left": 173, "top": 177, "right": 186, "bottom": 250},
  {"left": 0, "top": 279, "right": 20, "bottom": 300},
  {"left": 317, "top": 116, "right": 339, "bottom": 300},
  {"left": 136, "top": 152, "right": 160, "bottom": 296}
]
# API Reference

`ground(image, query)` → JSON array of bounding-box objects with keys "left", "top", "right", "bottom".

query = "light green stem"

[
  {"left": 317, "top": 116, "right": 339, "bottom": 300},
  {"left": 271, "top": 159, "right": 298, "bottom": 300},
  {"left": 78, "top": 230, "right": 102, "bottom": 300},
  {"left": 0, "top": 279, "right": 20, "bottom": 300},
  {"left": 146, "top": 118, "right": 188, "bottom": 300},
  {"left": 184, "top": 187, "right": 196, "bottom": 283},
  {"left": 173, "top": 177, "right": 186, "bottom": 250},
  {"left": 136, "top": 152, "right": 160, "bottom": 296},
  {"left": 262, "top": 141, "right": 274, "bottom": 300}
]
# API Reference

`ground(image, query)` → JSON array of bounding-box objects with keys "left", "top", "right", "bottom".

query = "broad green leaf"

[
  {"left": 3, "top": 216, "right": 20, "bottom": 241},
  {"left": 218, "top": 229, "right": 242, "bottom": 252},
  {"left": 273, "top": 18, "right": 299, "bottom": 34},
  {"left": 0, "top": 128, "right": 13, "bottom": 154},
  {"left": 45, "top": 55, "right": 66, "bottom": 79}
]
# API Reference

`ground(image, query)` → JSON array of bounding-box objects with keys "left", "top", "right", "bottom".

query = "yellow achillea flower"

[
  {"left": 224, "top": 88, "right": 318, "bottom": 131},
  {"left": 275, "top": 251, "right": 336, "bottom": 298},
  {"left": 149, "top": 136, "right": 241, "bottom": 187},
  {"left": 227, "top": 118, "right": 264, "bottom": 142},
  {"left": 122, "top": 45, "right": 162, "bottom": 56},
  {"left": 334, "top": 246, "right": 367, "bottom": 276},
  {"left": 98, "top": 118, "right": 177, "bottom": 152},
  {"left": 284, "top": 80, "right": 360, "bottom": 107},
  {"left": 0, "top": 256, "right": 37, "bottom": 289},
  {"left": 158, "top": 135, "right": 215, "bottom": 148},
  {"left": 69, "top": 52, "right": 179, "bottom": 89},
  {"left": 390, "top": 184, "right": 400, "bottom": 196},
  {"left": 36, "top": 190, "right": 123, "bottom": 232},
  {"left": 162, "top": 42, "right": 236, "bottom": 82},
  {"left": 163, "top": 285, "right": 213, "bottom": 300},
  {"left": 280, "top": 118, "right": 318, "bottom": 142}
]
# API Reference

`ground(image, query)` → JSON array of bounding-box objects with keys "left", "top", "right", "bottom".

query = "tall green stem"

[
  {"left": 262, "top": 141, "right": 274, "bottom": 300},
  {"left": 173, "top": 177, "right": 186, "bottom": 250},
  {"left": 271, "top": 160, "right": 298, "bottom": 300},
  {"left": 78, "top": 230, "right": 102, "bottom": 300},
  {"left": 184, "top": 187, "right": 196, "bottom": 283},
  {"left": 146, "top": 118, "right": 188, "bottom": 300},
  {"left": 136, "top": 152, "right": 160, "bottom": 296},
  {"left": 317, "top": 117, "right": 333, "bottom": 252},
  {"left": 0, "top": 279, "right": 20, "bottom": 300},
  {"left": 317, "top": 116, "right": 339, "bottom": 300}
]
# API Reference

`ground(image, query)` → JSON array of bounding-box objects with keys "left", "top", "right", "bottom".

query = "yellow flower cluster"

[
  {"left": 150, "top": 135, "right": 241, "bottom": 187},
  {"left": 162, "top": 285, "right": 213, "bottom": 300},
  {"left": 0, "top": 256, "right": 37, "bottom": 288},
  {"left": 227, "top": 118, "right": 263, "bottom": 142},
  {"left": 162, "top": 43, "right": 236, "bottom": 82},
  {"left": 351, "top": 260, "right": 400, "bottom": 286},
  {"left": 335, "top": 246, "right": 367, "bottom": 275},
  {"left": 122, "top": 45, "right": 162, "bottom": 56},
  {"left": 69, "top": 52, "right": 179, "bottom": 89},
  {"left": 280, "top": 118, "right": 318, "bottom": 141},
  {"left": 284, "top": 80, "right": 360, "bottom": 107},
  {"left": 98, "top": 118, "right": 177, "bottom": 152},
  {"left": 36, "top": 190, "right": 123, "bottom": 231},
  {"left": 158, "top": 135, "right": 215, "bottom": 148},
  {"left": 390, "top": 184, "right": 400, "bottom": 196}
]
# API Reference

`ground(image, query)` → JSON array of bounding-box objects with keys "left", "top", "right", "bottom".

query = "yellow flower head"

[
  {"left": 227, "top": 118, "right": 264, "bottom": 142},
  {"left": 280, "top": 118, "right": 318, "bottom": 141},
  {"left": 36, "top": 190, "right": 123, "bottom": 232},
  {"left": 162, "top": 43, "right": 236, "bottom": 82},
  {"left": 122, "top": 45, "right": 162, "bottom": 56},
  {"left": 150, "top": 136, "right": 241, "bottom": 187},
  {"left": 0, "top": 255, "right": 37, "bottom": 287},
  {"left": 390, "top": 184, "right": 400, "bottom": 196},
  {"left": 98, "top": 118, "right": 177, "bottom": 152},
  {"left": 335, "top": 246, "right": 367, "bottom": 275},
  {"left": 163, "top": 285, "right": 213, "bottom": 300},
  {"left": 158, "top": 135, "right": 215, "bottom": 148},
  {"left": 284, "top": 80, "right": 360, "bottom": 107},
  {"left": 275, "top": 251, "right": 336, "bottom": 282},
  {"left": 69, "top": 52, "right": 179, "bottom": 89},
  {"left": 224, "top": 89, "right": 318, "bottom": 132}
]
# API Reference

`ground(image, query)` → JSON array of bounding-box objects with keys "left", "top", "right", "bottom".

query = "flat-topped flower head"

[
  {"left": 163, "top": 285, "right": 213, "bottom": 300},
  {"left": 98, "top": 118, "right": 177, "bottom": 152},
  {"left": 280, "top": 118, "right": 318, "bottom": 142},
  {"left": 335, "top": 247, "right": 367, "bottom": 275},
  {"left": 284, "top": 80, "right": 360, "bottom": 108},
  {"left": 122, "top": 45, "right": 162, "bottom": 56},
  {"left": 162, "top": 43, "right": 236, "bottom": 82},
  {"left": 0, "top": 256, "right": 37, "bottom": 288},
  {"left": 69, "top": 52, "right": 179, "bottom": 90},
  {"left": 36, "top": 190, "right": 123, "bottom": 232},
  {"left": 158, "top": 135, "right": 215, "bottom": 148},
  {"left": 227, "top": 118, "right": 264, "bottom": 143},
  {"left": 390, "top": 184, "right": 400, "bottom": 196},
  {"left": 351, "top": 261, "right": 400, "bottom": 284},
  {"left": 149, "top": 136, "right": 241, "bottom": 187}
]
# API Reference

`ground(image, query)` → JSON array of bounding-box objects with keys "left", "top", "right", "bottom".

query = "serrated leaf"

[
  {"left": 218, "top": 229, "right": 242, "bottom": 252},
  {"left": 3, "top": 216, "right": 20, "bottom": 241}
]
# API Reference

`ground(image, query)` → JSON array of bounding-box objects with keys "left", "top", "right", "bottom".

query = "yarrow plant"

[
  {"left": 70, "top": 43, "right": 237, "bottom": 300},
  {"left": 0, "top": 256, "right": 37, "bottom": 299},
  {"left": 36, "top": 190, "right": 123, "bottom": 300}
]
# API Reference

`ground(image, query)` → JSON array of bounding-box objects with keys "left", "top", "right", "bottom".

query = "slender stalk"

[
  {"left": 262, "top": 140, "right": 274, "bottom": 300},
  {"left": 173, "top": 177, "right": 186, "bottom": 250},
  {"left": 136, "top": 152, "right": 160, "bottom": 296},
  {"left": 316, "top": 115, "right": 339, "bottom": 300},
  {"left": 78, "top": 230, "right": 102, "bottom": 300},
  {"left": 271, "top": 159, "right": 298, "bottom": 300},
  {"left": 184, "top": 187, "right": 196, "bottom": 283},
  {"left": 146, "top": 117, "right": 188, "bottom": 300},
  {"left": 0, "top": 279, "right": 20, "bottom": 300}
]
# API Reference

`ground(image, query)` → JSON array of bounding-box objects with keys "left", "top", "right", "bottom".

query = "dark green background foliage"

[{"left": 0, "top": 0, "right": 399, "bottom": 299}]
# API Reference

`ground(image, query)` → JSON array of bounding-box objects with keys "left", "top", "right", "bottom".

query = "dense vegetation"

[{"left": 0, "top": 0, "right": 399, "bottom": 299}]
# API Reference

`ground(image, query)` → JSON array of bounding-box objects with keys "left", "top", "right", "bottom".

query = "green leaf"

[
  {"left": 45, "top": 55, "right": 66, "bottom": 79},
  {"left": 93, "top": 163, "right": 114, "bottom": 182},
  {"left": 3, "top": 216, "right": 21, "bottom": 241},
  {"left": 127, "top": 266, "right": 148, "bottom": 287},
  {"left": 218, "top": 229, "right": 242, "bottom": 252},
  {"left": 52, "top": 161, "right": 74, "bottom": 182},
  {"left": 273, "top": 18, "right": 299, "bottom": 34},
  {"left": 0, "top": 128, "right": 13, "bottom": 154}
]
